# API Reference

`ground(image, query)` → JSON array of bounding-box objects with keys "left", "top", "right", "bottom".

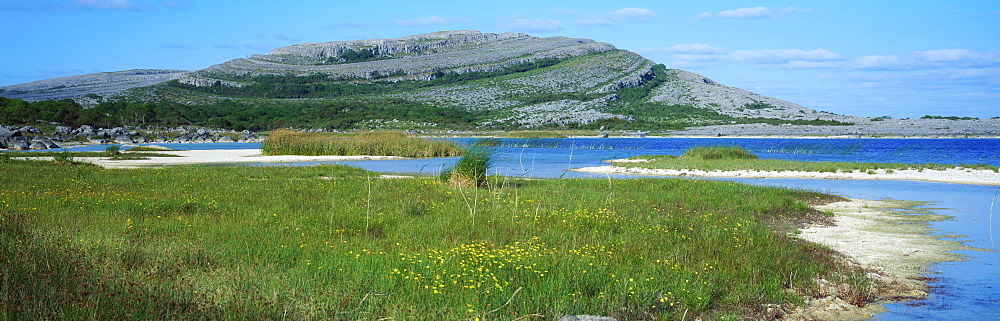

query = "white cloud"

[
  {"left": 730, "top": 48, "right": 841, "bottom": 63},
  {"left": 497, "top": 17, "right": 563, "bottom": 32},
  {"left": 717, "top": 7, "right": 771, "bottom": 19},
  {"left": 73, "top": 0, "right": 135, "bottom": 9},
  {"left": 666, "top": 43, "right": 726, "bottom": 54},
  {"left": 572, "top": 7, "right": 656, "bottom": 26},
  {"left": 394, "top": 16, "right": 457, "bottom": 27},
  {"left": 777, "top": 7, "right": 811, "bottom": 18},
  {"left": 608, "top": 7, "right": 656, "bottom": 21},
  {"left": 698, "top": 7, "right": 807, "bottom": 19},
  {"left": 854, "top": 55, "right": 904, "bottom": 69}
]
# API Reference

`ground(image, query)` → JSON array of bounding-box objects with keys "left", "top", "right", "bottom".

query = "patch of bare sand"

[
  {"left": 572, "top": 165, "right": 1000, "bottom": 186},
  {"left": 65, "top": 149, "right": 406, "bottom": 168},
  {"left": 783, "top": 199, "right": 979, "bottom": 320}
]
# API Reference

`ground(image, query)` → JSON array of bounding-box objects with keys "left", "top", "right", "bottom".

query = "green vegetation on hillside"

[
  {"left": 1, "top": 159, "right": 868, "bottom": 320},
  {"left": 166, "top": 58, "right": 565, "bottom": 99}
]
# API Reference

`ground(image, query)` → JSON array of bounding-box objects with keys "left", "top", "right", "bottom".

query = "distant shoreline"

[{"left": 572, "top": 164, "right": 1000, "bottom": 186}]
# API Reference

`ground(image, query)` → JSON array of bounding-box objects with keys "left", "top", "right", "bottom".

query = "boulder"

[
  {"left": 29, "top": 141, "right": 49, "bottom": 150},
  {"left": 55, "top": 126, "right": 72, "bottom": 134},
  {"left": 114, "top": 136, "right": 135, "bottom": 144},
  {"left": 19, "top": 126, "right": 42, "bottom": 135},
  {"left": 7, "top": 139, "right": 31, "bottom": 150},
  {"left": 217, "top": 136, "right": 235, "bottom": 143},
  {"left": 0, "top": 129, "right": 22, "bottom": 138}
]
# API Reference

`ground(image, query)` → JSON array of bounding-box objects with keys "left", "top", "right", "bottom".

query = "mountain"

[
  {"left": 1, "top": 31, "right": 858, "bottom": 130},
  {"left": 0, "top": 69, "right": 189, "bottom": 102}
]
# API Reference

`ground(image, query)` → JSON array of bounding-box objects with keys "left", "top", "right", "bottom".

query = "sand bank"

[
  {"left": 572, "top": 165, "right": 1000, "bottom": 186},
  {"left": 60, "top": 149, "right": 405, "bottom": 169},
  {"left": 783, "top": 199, "right": 975, "bottom": 320}
]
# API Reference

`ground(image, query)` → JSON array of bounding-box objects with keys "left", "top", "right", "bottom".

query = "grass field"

[{"left": 1, "top": 157, "right": 866, "bottom": 320}]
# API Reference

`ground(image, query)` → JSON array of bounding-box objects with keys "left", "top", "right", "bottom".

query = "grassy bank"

[
  {"left": 1, "top": 158, "right": 865, "bottom": 320},
  {"left": 262, "top": 130, "right": 464, "bottom": 157},
  {"left": 622, "top": 146, "right": 999, "bottom": 173}
]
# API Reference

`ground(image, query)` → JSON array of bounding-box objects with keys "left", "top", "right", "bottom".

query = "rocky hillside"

[
  {"left": 0, "top": 69, "right": 189, "bottom": 102},
  {"left": 2, "top": 31, "right": 859, "bottom": 130}
]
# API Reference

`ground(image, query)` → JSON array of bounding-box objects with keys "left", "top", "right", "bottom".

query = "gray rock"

[
  {"left": 6, "top": 138, "right": 30, "bottom": 150},
  {"left": 217, "top": 136, "right": 235, "bottom": 143},
  {"left": 29, "top": 141, "right": 49, "bottom": 150},
  {"left": 114, "top": 136, "right": 135, "bottom": 144},
  {"left": 88, "top": 136, "right": 108, "bottom": 144},
  {"left": 1, "top": 129, "right": 22, "bottom": 138},
  {"left": 19, "top": 126, "right": 42, "bottom": 135},
  {"left": 55, "top": 126, "right": 72, "bottom": 134}
]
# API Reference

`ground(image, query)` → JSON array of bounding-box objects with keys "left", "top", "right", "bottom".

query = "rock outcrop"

[
  {"left": 189, "top": 30, "right": 617, "bottom": 82},
  {"left": 0, "top": 69, "right": 190, "bottom": 102}
]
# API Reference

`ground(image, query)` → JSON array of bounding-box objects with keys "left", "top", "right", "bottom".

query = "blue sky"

[{"left": 2, "top": 0, "right": 998, "bottom": 118}]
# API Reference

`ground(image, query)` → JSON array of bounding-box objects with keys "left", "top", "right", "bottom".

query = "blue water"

[{"left": 6, "top": 138, "right": 1000, "bottom": 318}]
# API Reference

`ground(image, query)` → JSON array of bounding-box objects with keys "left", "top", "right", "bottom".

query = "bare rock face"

[
  {"left": 647, "top": 69, "right": 862, "bottom": 122},
  {"left": 0, "top": 69, "right": 190, "bottom": 102},
  {"left": 189, "top": 30, "right": 618, "bottom": 82}
]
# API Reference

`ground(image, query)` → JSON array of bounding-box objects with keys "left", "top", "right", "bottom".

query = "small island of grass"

[{"left": 574, "top": 146, "right": 1000, "bottom": 186}]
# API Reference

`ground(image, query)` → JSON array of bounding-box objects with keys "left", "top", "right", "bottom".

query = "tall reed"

[{"left": 262, "top": 129, "right": 463, "bottom": 157}]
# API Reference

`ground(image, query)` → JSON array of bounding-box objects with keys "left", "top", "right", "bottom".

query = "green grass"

[
  {"left": 126, "top": 146, "right": 176, "bottom": 152},
  {"left": 623, "top": 146, "right": 999, "bottom": 173},
  {"left": 1, "top": 158, "right": 868, "bottom": 320},
  {"left": 680, "top": 146, "right": 758, "bottom": 161},
  {"left": 262, "top": 129, "right": 464, "bottom": 157},
  {"left": 497, "top": 131, "right": 570, "bottom": 139}
]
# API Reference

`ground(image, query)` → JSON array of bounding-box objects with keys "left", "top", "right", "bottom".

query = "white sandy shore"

[
  {"left": 572, "top": 165, "right": 1000, "bottom": 186},
  {"left": 46, "top": 149, "right": 405, "bottom": 169},
  {"left": 784, "top": 199, "right": 973, "bottom": 320}
]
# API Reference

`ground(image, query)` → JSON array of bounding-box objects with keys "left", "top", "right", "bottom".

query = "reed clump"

[
  {"left": 262, "top": 129, "right": 463, "bottom": 157},
  {"left": 441, "top": 142, "right": 494, "bottom": 188}
]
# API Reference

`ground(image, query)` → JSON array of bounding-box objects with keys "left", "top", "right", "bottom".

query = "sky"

[{"left": 2, "top": 0, "right": 998, "bottom": 119}]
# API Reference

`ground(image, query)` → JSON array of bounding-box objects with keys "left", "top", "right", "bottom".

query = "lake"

[{"left": 11, "top": 138, "right": 1000, "bottom": 319}]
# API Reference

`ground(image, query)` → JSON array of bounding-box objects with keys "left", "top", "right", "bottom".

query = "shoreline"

[
  {"left": 572, "top": 165, "right": 1000, "bottom": 186},
  {"left": 22, "top": 149, "right": 406, "bottom": 169},
  {"left": 785, "top": 198, "right": 974, "bottom": 320}
]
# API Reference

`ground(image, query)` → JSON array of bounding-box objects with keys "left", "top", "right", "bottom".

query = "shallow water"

[{"left": 8, "top": 138, "right": 1000, "bottom": 319}]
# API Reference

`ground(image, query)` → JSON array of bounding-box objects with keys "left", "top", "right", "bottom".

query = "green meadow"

[{"left": 1, "top": 155, "right": 868, "bottom": 320}]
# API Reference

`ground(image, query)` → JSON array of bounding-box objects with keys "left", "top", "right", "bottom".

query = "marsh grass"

[
  {"left": 126, "top": 146, "right": 176, "bottom": 152},
  {"left": 441, "top": 140, "right": 495, "bottom": 188},
  {"left": 626, "top": 146, "right": 999, "bottom": 173},
  {"left": 498, "top": 131, "right": 569, "bottom": 139},
  {"left": 2, "top": 159, "right": 866, "bottom": 320},
  {"left": 105, "top": 145, "right": 122, "bottom": 156},
  {"left": 262, "top": 129, "right": 463, "bottom": 157}
]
